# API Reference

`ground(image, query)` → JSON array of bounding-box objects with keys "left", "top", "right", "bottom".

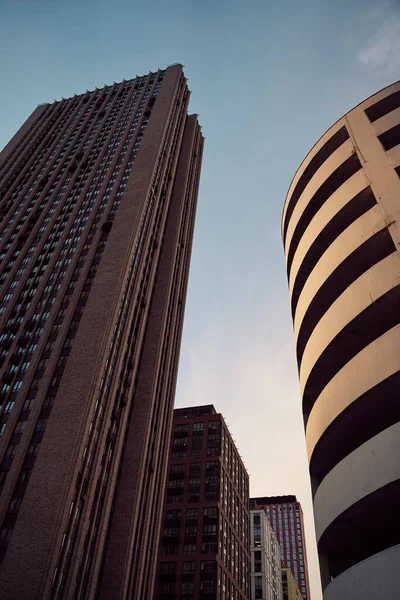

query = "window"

[
  {"left": 185, "top": 525, "right": 197, "bottom": 535},
  {"left": 183, "top": 543, "right": 196, "bottom": 554},
  {"left": 182, "top": 561, "right": 195, "bottom": 574},
  {"left": 168, "top": 479, "right": 183, "bottom": 489},
  {"left": 163, "top": 527, "right": 179, "bottom": 537},
  {"left": 5, "top": 444, "right": 17, "bottom": 457},
  {"left": 165, "top": 510, "right": 181, "bottom": 521},
  {"left": 43, "top": 396, "right": 55, "bottom": 409},
  {"left": 206, "top": 461, "right": 219, "bottom": 471},
  {"left": 193, "top": 422, "right": 203, "bottom": 431},
  {"left": 172, "top": 450, "right": 186, "bottom": 459},
  {"left": 204, "top": 507, "right": 218, "bottom": 518},
  {"left": 186, "top": 509, "right": 198, "bottom": 520},
  {"left": 254, "top": 550, "right": 262, "bottom": 572},
  {"left": 167, "top": 494, "right": 183, "bottom": 503},
  {"left": 14, "top": 421, "right": 26, "bottom": 434},
  {"left": 12, "top": 380, "right": 23, "bottom": 392},
  {"left": 159, "top": 561, "right": 176, "bottom": 574},
  {"left": 201, "top": 560, "right": 217, "bottom": 574},
  {"left": 181, "top": 580, "right": 194, "bottom": 592},
  {"left": 254, "top": 575, "right": 263, "bottom": 599},
  {"left": 28, "top": 443, "right": 40, "bottom": 456},
  {"left": 170, "top": 463, "right": 185, "bottom": 474},
  {"left": 19, "top": 469, "right": 31, "bottom": 484},
  {"left": 174, "top": 424, "right": 188, "bottom": 433},
  {"left": 206, "top": 446, "right": 219, "bottom": 456}
]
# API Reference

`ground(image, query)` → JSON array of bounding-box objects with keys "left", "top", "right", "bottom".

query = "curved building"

[{"left": 282, "top": 81, "right": 400, "bottom": 599}]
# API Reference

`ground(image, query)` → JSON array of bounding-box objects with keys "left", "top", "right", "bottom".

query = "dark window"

[
  {"left": 182, "top": 561, "right": 195, "bottom": 574},
  {"left": 162, "top": 544, "right": 178, "bottom": 555},
  {"left": 159, "top": 561, "right": 177, "bottom": 574},
  {"left": 254, "top": 575, "right": 263, "bottom": 599},
  {"left": 254, "top": 550, "right": 262, "bottom": 572},
  {"left": 200, "top": 560, "right": 217, "bottom": 574},
  {"left": 165, "top": 510, "right": 181, "bottom": 521},
  {"left": 186, "top": 509, "right": 198, "bottom": 520},
  {"left": 174, "top": 424, "right": 188, "bottom": 433},
  {"left": 189, "top": 462, "right": 201, "bottom": 472},
  {"left": 204, "top": 507, "right": 218, "bottom": 518},
  {"left": 170, "top": 464, "right": 185, "bottom": 474}
]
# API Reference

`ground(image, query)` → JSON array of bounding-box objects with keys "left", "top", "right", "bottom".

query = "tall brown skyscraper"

[
  {"left": 251, "top": 496, "right": 310, "bottom": 600},
  {"left": 154, "top": 405, "right": 250, "bottom": 600},
  {"left": 0, "top": 64, "right": 203, "bottom": 599}
]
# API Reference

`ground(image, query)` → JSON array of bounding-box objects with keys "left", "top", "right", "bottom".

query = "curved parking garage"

[{"left": 282, "top": 80, "right": 400, "bottom": 598}]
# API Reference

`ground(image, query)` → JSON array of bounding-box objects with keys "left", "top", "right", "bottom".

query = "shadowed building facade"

[
  {"left": 154, "top": 405, "right": 250, "bottom": 600},
  {"left": 282, "top": 81, "right": 400, "bottom": 598},
  {"left": 0, "top": 64, "right": 203, "bottom": 599}
]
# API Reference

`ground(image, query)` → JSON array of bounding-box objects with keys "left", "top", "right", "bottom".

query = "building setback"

[
  {"left": 0, "top": 64, "right": 203, "bottom": 599},
  {"left": 282, "top": 80, "right": 400, "bottom": 599},
  {"left": 154, "top": 405, "right": 250, "bottom": 600},
  {"left": 249, "top": 501, "right": 282, "bottom": 600},
  {"left": 251, "top": 497, "right": 309, "bottom": 600}
]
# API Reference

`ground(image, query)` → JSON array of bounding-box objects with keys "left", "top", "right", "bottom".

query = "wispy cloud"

[{"left": 357, "top": 4, "right": 400, "bottom": 74}]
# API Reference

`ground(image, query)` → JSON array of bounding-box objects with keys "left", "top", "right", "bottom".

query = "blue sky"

[{"left": 2, "top": 1, "right": 400, "bottom": 597}]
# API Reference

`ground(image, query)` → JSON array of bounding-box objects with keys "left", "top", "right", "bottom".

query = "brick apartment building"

[
  {"left": 0, "top": 64, "right": 203, "bottom": 599},
  {"left": 154, "top": 405, "right": 250, "bottom": 600}
]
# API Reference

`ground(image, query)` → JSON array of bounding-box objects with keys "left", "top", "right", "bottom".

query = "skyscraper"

[
  {"left": 251, "top": 497, "right": 309, "bottom": 600},
  {"left": 249, "top": 500, "right": 282, "bottom": 600},
  {"left": 154, "top": 405, "right": 250, "bottom": 600},
  {"left": 0, "top": 64, "right": 203, "bottom": 600},
  {"left": 282, "top": 80, "right": 400, "bottom": 599}
]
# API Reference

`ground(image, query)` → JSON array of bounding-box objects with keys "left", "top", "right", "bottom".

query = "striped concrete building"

[{"left": 282, "top": 81, "right": 400, "bottom": 599}]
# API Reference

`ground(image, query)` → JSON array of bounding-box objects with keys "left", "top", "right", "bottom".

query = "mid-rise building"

[
  {"left": 249, "top": 500, "right": 282, "bottom": 600},
  {"left": 154, "top": 405, "right": 250, "bottom": 600},
  {"left": 0, "top": 64, "right": 203, "bottom": 599},
  {"left": 282, "top": 80, "right": 400, "bottom": 598},
  {"left": 281, "top": 569, "right": 302, "bottom": 600},
  {"left": 251, "top": 497, "right": 309, "bottom": 600}
]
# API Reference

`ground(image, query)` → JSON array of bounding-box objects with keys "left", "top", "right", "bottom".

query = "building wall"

[
  {"left": 154, "top": 405, "right": 250, "bottom": 600},
  {"left": 281, "top": 81, "right": 400, "bottom": 598},
  {"left": 0, "top": 64, "right": 203, "bottom": 600},
  {"left": 281, "top": 569, "right": 302, "bottom": 600},
  {"left": 323, "top": 544, "right": 400, "bottom": 600},
  {"left": 250, "top": 509, "right": 282, "bottom": 600},
  {"left": 252, "top": 497, "right": 309, "bottom": 600}
]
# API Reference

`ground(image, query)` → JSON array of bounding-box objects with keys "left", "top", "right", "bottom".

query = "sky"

[{"left": 1, "top": 1, "right": 400, "bottom": 597}]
